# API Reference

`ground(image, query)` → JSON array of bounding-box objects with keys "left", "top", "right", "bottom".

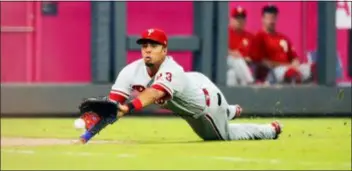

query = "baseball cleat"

[{"left": 271, "top": 120, "right": 283, "bottom": 139}]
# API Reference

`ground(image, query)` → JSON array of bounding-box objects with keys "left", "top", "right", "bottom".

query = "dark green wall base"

[{"left": 1, "top": 84, "right": 350, "bottom": 117}]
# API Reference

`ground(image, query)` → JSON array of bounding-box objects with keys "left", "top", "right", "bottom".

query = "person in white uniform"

[{"left": 110, "top": 28, "right": 282, "bottom": 141}]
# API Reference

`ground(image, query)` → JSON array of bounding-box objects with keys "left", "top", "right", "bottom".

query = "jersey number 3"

[{"left": 156, "top": 72, "right": 172, "bottom": 82}]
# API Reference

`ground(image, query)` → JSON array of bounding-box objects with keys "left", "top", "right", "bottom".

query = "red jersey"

[
  {"left": 249, "top": 30, "right": 298, "bottom": 64},
  {"left": 228, "top": 27, "right": 254, "bottom": 57}
]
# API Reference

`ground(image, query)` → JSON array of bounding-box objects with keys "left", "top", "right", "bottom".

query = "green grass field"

[{"left": 1, "top": 117, "right": 351, "bottom": 170}]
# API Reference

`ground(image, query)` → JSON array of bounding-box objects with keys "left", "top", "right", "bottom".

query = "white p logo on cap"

[{"left": 147, "top": 29, "right": 154, "bottom": 36}]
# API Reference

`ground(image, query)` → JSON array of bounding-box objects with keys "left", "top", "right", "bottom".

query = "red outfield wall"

[
  {"left": 1, "top": 2, "right": 91, "bottom": 83},
  {"left": 1, "top": 2, "right": 350, "bottom": 83}
]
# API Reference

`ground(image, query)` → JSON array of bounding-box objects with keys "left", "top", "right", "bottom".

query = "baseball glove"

[
  {"left": 79, "top": 96, "right": 118, "bottom": 118},
  {"left": 78, "top": 96, "right": 120, "bottom": 143}
]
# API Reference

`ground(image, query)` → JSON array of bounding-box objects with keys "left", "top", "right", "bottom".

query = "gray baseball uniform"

[
  {"left": 111, "top": 56, "right": 277, "bottom": 141},
  {"left": 184, "top": 72, "right": 276, "bottom": 140},
  {"left": 267, "top": 64, "right": 313, "bottom": 83}
]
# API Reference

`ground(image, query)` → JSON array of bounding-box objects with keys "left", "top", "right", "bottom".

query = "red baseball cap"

[
  {"left": 231, "top": 6, "right": 247, "bottom": 18},
  {"left": 136, "top": 28, "right": 168, "bottom": 46}
]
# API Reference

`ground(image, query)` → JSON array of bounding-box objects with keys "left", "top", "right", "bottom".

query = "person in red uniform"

[
  {"left": 227, "top": 6, "right": 255, "bottom": 86},
  {"left": 250, "top": 5, "right": 313, "bottom": 84}
]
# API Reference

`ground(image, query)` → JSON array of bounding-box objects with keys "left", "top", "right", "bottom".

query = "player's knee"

[{"left": 193, "top": 130, "right": 220, "bottom": 141}]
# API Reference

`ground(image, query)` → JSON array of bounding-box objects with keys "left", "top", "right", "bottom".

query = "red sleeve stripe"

[
  {"left": 156, "top": 83, "right": 173, "bottom": 94},
  {"left": 131, "top": 98, "right": 143, "bottom": 111},
  {"left": 110, "top": 90, "right": 129, "bottom": 98},
  {"left": 152, "top": 83, "right": 173, "bottom": 99}
]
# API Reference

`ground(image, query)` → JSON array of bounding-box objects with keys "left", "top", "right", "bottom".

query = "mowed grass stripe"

[{"left": 1, "top": 117, "right": 351, "bottom": 170}]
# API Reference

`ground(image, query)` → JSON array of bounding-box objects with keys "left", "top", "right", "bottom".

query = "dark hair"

[
  {"left": 137, "top": 39, "right": 163, "bottom": 46},
  {"left": 233, "top": 14, "right": 246, "bottom": 19},
  {"left": 262, "top": 5, "right": 279, "bottom": 15}
]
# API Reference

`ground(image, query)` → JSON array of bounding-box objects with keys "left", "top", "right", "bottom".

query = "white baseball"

[{"left": 74, "top": 118, "right": 86, "bottom": 129}]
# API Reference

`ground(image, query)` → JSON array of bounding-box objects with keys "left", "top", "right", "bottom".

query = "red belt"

[{"left": 202, "top": 88, "right": 210, "bottom": 107}]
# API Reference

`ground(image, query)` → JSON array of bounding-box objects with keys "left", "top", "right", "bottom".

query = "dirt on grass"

[{"left": 1, "top": 137, "right": 128, "bottom": 147}]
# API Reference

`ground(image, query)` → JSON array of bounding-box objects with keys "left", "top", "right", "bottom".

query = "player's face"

[
  {"left": 141, "top": 42, "right": 167, "bottom": 67},
  {"left": 232, "top": 17, "right": 246, "bottom": 30},
  {"left": 262, "top": 13, "right": 277, "bottom": 31}
]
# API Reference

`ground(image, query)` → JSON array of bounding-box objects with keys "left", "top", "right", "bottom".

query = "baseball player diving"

[{"left": 77, "top": 28, "right": 282, "bottom": 144}]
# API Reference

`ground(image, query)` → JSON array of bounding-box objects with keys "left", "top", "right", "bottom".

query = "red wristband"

[{"left": 130, "top": 98, "right": 143, "bottom": 111}]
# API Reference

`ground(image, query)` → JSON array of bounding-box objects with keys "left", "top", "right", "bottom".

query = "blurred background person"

[
  {"left": 250, "top": 5, "right": 315, "bottom": 84},
  {"left": 227, "top": 6, "right": 255, "bottom": 87}
]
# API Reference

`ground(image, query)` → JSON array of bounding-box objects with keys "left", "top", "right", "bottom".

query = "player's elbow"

[
  {"left": 150, "top": 84, "right": 172, "bottom": 100},
  {"left": 146, "top": 88, "right": 166, "bottom": 101}
]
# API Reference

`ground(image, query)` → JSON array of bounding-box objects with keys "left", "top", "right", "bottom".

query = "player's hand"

[
  {"left": 229, "top": 50, "right": 242, "bottom": 58},
  {"left": 244, "top": 57, "right": 252, "bottom": 63},
  {"left": 291, "top": 59, "right": 300, "bottom": 68},
  {"left": 72, "top": 138, "right": 86, "bottom": 145},
  {"left": 117, "top": 104, "right": 129, "bottom": 117}
]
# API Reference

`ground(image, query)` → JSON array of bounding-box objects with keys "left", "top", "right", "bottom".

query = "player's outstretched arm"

[{"left": 117, "top": 87, "right": 166, "bottom": 117}]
